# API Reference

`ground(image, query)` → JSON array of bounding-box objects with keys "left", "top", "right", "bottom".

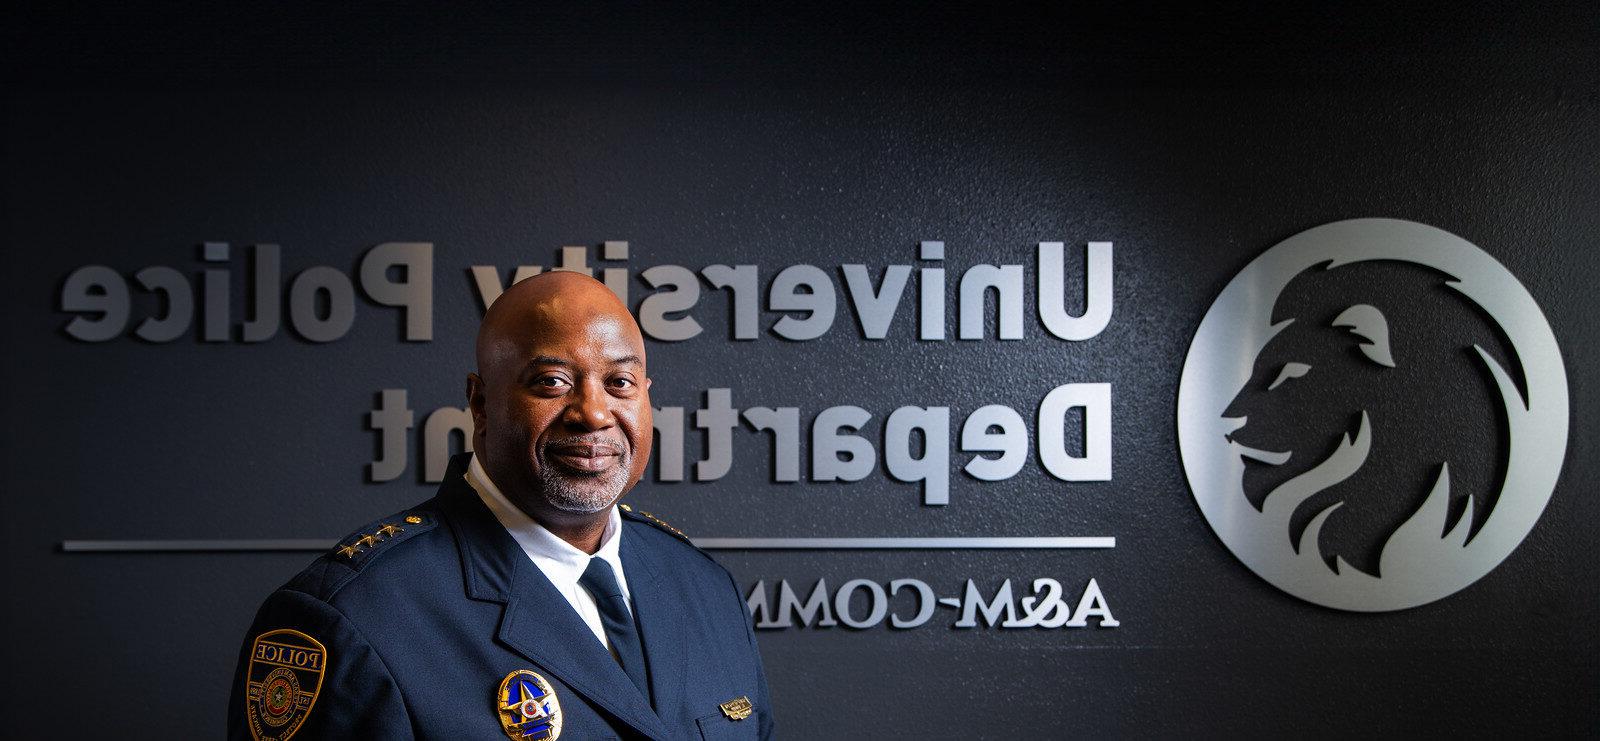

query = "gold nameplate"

[{"left": 719, "top": 696, "right": 753, "bottom": 721}]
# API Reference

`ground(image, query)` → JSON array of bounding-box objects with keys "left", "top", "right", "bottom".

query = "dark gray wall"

[{"left": 4, "top": 4, "right": 1596, "bottom": 738}]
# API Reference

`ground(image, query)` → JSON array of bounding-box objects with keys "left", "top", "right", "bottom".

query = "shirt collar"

[{"left": 464, "top": 453, "right": 625, "bottom": 591}]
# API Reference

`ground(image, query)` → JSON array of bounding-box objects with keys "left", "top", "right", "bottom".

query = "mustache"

[{"left": 543, "top": 436, "right": 626, "bottom": 457}]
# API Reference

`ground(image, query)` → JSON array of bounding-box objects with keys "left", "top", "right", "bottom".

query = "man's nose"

[{"left": 563, "top": 379, "right": 616, "bottom": 430}]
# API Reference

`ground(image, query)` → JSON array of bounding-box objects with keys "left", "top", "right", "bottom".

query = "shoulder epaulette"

[
  {"left": 619, "top": 503, "right": 694, "bottom": 546},
  {"left": 330, "top": 511, "right": 436, "bottom": 567}
]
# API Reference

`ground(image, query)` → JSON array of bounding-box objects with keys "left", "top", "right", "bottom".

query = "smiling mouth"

[{"left": 547, "top": 442, "right": 624, "bottom": 473}]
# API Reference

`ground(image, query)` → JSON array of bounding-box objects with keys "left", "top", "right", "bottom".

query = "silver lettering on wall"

[
  {"left": 63, "top": 240, "right": 1109, "bottom": 344},
  {"left": 465, "top": 240, "right": 1112, "bottom": 343},
  {"left": 58, "top": 238, "right": 1118, "bottom": 501},
  {"left": 366, "top": 384, "right": 1114, "bottom": 498},
  {"left": 60, "top": 242, "right": 434, "bottom": 343},
  {"left": 1178, "top": 218, "right": 1569, "bottom": 612},
  {"left": 746, "top": 577, "right": 1119, "bottom": 630}
]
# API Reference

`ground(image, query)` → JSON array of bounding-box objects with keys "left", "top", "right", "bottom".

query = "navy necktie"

[{"left": 578, "top": 557, "right": 651, "bottom": 702}]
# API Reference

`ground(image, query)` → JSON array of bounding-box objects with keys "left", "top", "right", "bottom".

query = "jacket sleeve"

[
  {"left": 727, "top": 569, "right": 778, "bottom": 740},
  {"left": 229, "top": 588, "right": 412, "bottom": 740}
]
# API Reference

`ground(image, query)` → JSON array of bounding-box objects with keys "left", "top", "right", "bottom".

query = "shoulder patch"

[
  {"left": 245, "top": 628, "right": 327, "bottom": 740},
  {"left": 619, "top": 503, "right": 694, "bottom": 545},
  {"left": 330, "top": 512, "right": 436, "bottom": 566}
]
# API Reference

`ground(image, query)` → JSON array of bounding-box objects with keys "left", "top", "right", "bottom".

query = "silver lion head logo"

[{"left": 1178, "top": 218, "right": 1568, "bottom": 611}]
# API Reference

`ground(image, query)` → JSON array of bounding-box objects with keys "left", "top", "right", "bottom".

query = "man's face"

[{"left": 470, "top": 287, "right": 653, "bottom": 519}]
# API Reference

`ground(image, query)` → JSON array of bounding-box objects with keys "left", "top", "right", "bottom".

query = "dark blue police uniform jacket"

[{"left": 229, "top": 454, "right": 775, "bottom": 739}]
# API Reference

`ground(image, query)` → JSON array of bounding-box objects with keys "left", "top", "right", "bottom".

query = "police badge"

[
  {"left": 497, "top": 669, "right": 563, "bottom": 740},
  {"left": 245, "top": 629, "right": 327, "bottom": 741}
]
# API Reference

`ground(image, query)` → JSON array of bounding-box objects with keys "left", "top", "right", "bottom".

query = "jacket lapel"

[
  {"left": 621, "top": 526, "right": 689, "bottom": 721},
  {"left": 499, "top": 563, "right": 669, "bottom": 739},
  {"left": 434, "top": 455, "right": 669, "bottom": 740}
]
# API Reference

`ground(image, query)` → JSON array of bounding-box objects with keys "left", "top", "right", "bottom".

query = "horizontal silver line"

[
  {"left": 692, "top": 537, "right": 1115, "bottom": 549},
  {"left": 61, "top": 536, "right": 1115, "bottom": 553}
]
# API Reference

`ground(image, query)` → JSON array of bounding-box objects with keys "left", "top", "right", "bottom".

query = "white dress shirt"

[{"left": 465, "top": 453, "right": 632, "bottom": 654}]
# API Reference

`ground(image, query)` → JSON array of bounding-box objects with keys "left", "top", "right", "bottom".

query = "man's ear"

[
  {"left": 466, "top": 373, "right": 488, "bottom": 445},
  {"left": 1331, "top": 304, "right": 1397, "bottom": 368}
]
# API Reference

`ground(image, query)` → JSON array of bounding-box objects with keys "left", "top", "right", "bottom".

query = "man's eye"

[
  {"left": 610, "top": 377, "right": 635, "bottom": 389},
  {"left": 534, "top": 376, "right": 571, "bottom": 390}
]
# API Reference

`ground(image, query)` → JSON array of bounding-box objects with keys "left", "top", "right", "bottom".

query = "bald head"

[
  {"left": 476, "top": 271, "right": 643, "bottom": 377},
  {"left": 466, "top": 271, "right": 653, "bottom": 548}
]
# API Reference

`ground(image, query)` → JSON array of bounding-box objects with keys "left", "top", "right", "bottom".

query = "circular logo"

[
  {"left": 1178, "top": 218, "right": 1568, "bottom": 611},
  {"left": 261, "top": 667, "right": 300, "bottom": 726}
]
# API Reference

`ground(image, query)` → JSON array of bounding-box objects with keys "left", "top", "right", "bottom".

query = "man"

[{"left": 229, "top": 272, "right": 775, "bottom": 739}]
